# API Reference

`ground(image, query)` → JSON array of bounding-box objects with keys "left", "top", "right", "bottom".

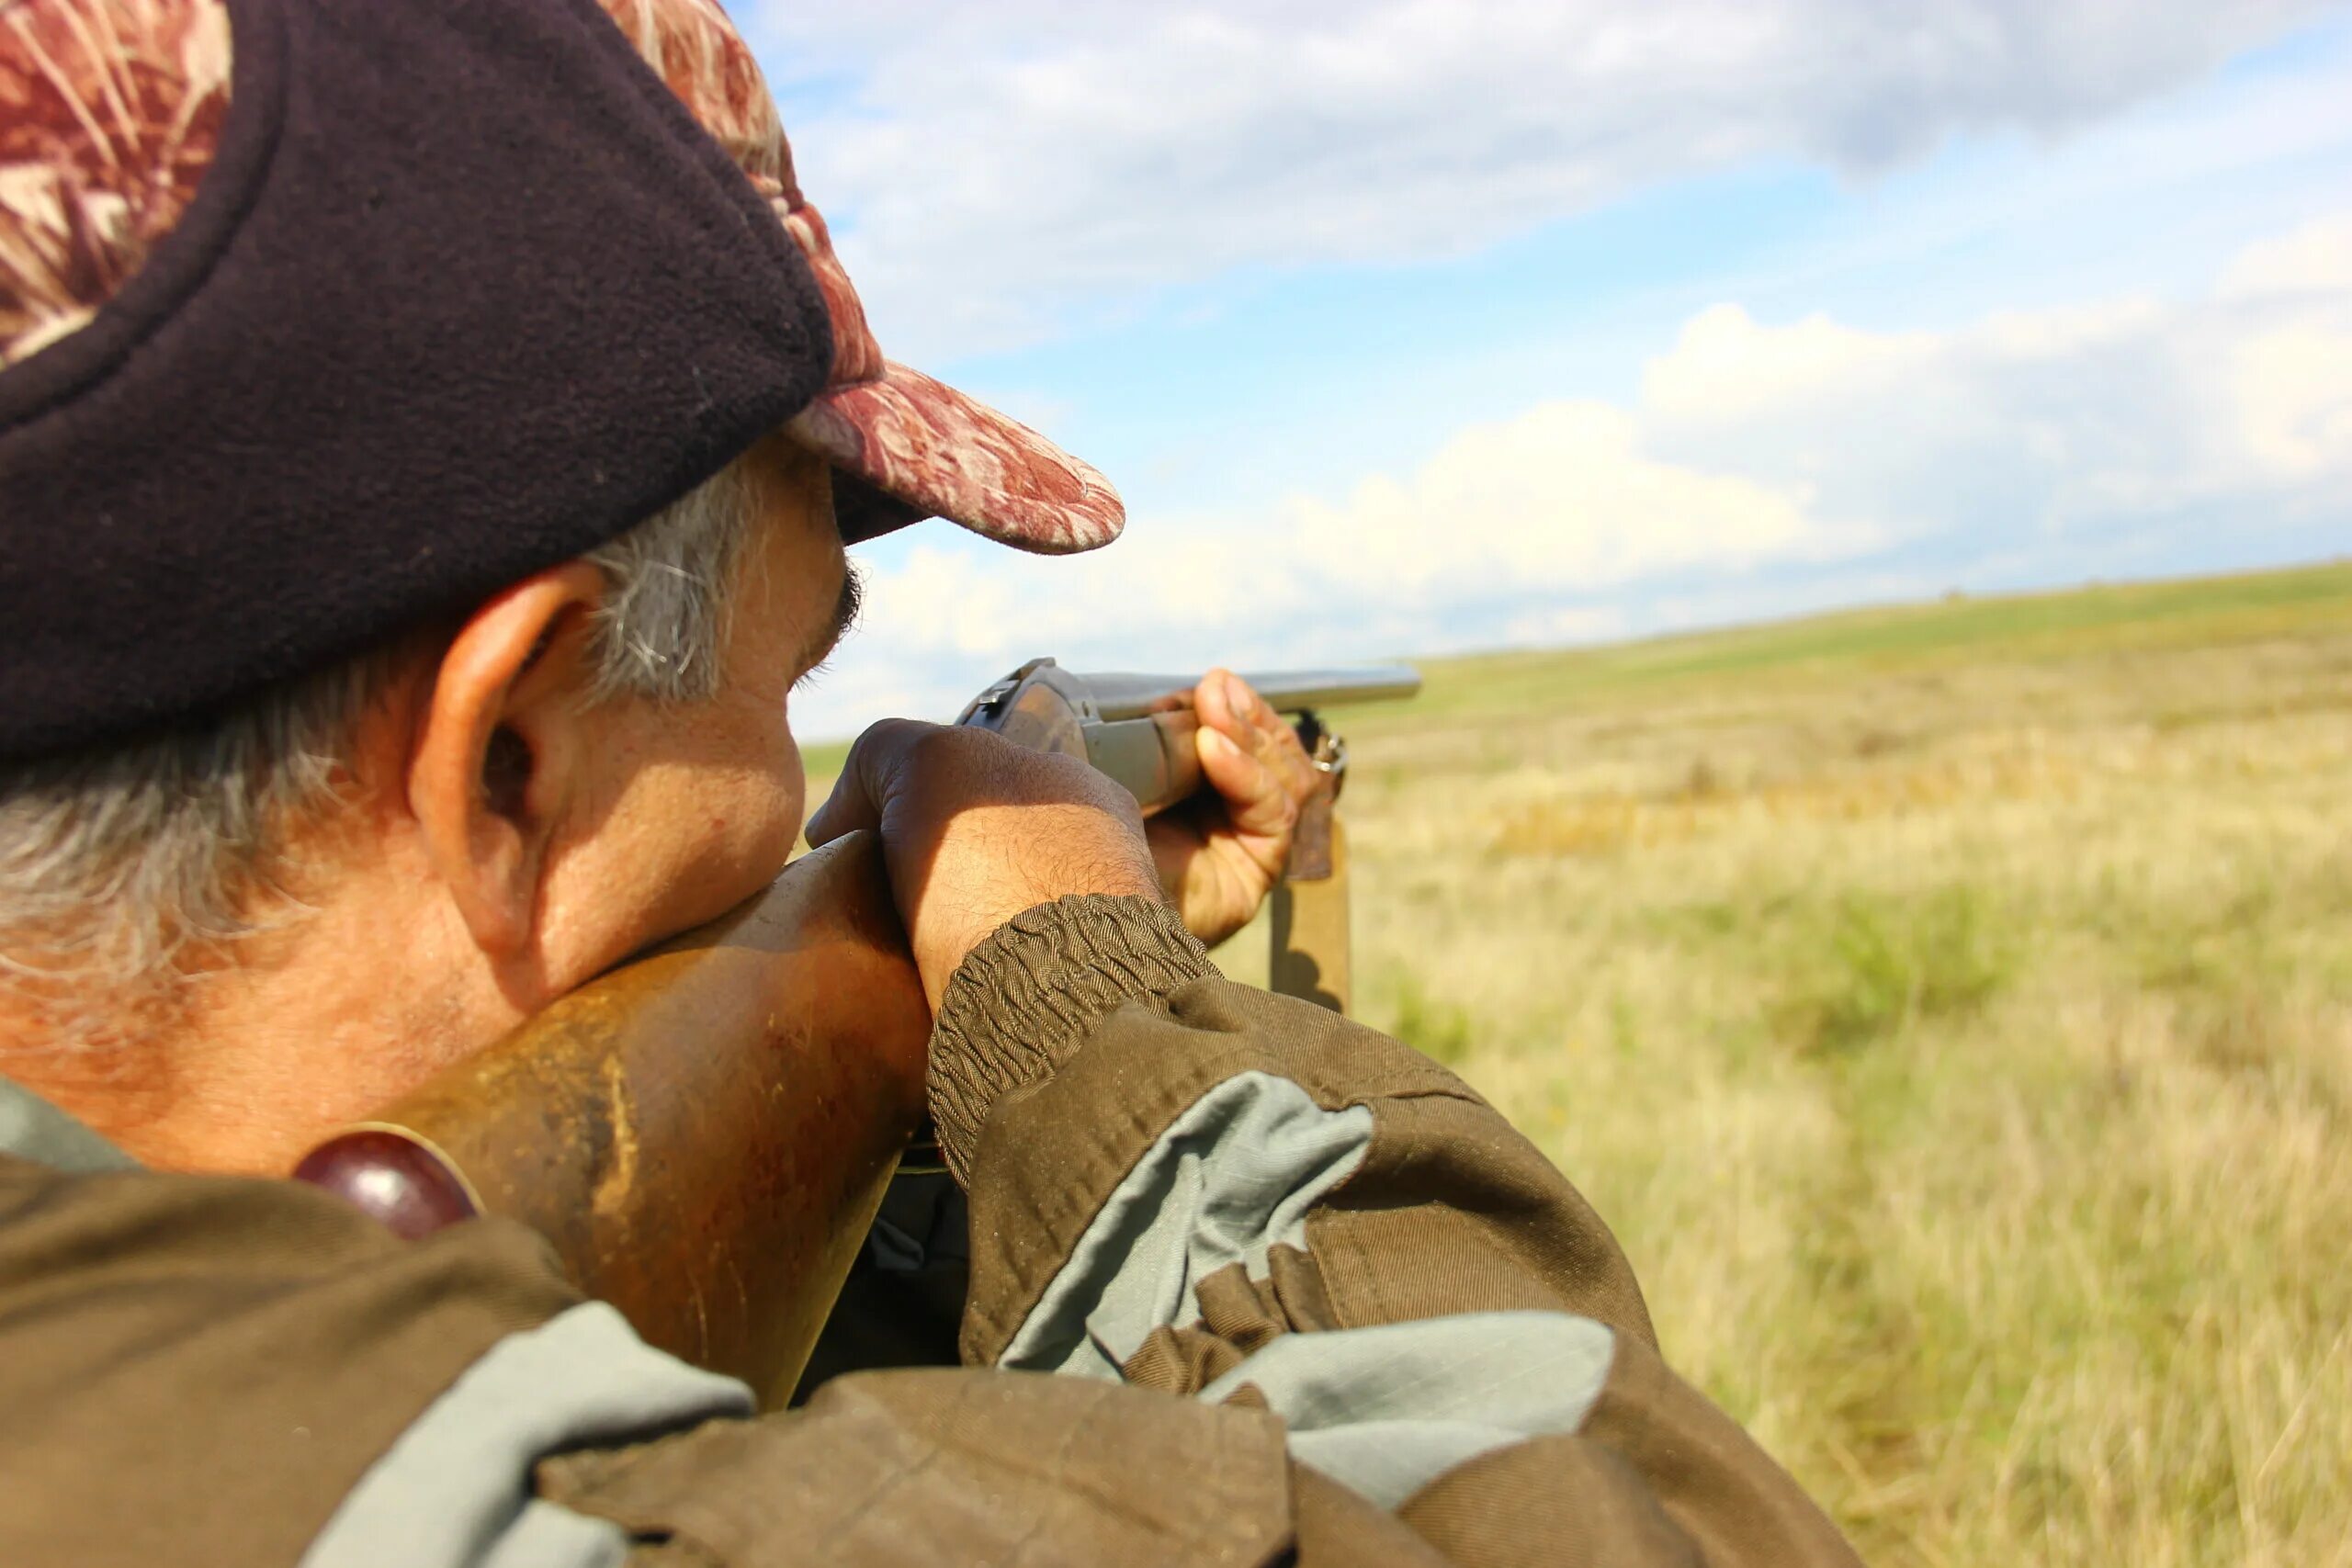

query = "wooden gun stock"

[{"left": 294, "top": 831, "right": 929, "bottom": 1407}]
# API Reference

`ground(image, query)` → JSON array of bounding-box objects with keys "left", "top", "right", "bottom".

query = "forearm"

[{"left": 933, "top": 894, "right": 1857, "bottom": 1565}]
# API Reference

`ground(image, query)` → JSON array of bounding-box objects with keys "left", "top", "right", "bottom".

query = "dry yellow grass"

[{"left": 1220, "top": 567, "right": 2352, "bottom": 1565}]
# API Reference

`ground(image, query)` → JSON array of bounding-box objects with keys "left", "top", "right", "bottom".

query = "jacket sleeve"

[{"left": 907, "top": 893, "right": 1861, "bottom": 1567}]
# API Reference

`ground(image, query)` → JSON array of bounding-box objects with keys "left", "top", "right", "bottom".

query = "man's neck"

[{"left": 0, "top": 897, "right": 510, "bottom": 1177}]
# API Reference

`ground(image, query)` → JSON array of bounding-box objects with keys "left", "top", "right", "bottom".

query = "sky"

[{"left": 736, "top": 1, "right": 2352, "bottom": 738}]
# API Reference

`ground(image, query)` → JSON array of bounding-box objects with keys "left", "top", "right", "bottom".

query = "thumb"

[{"left": 803, "top": 717, "right": 929, "bottom": 848}]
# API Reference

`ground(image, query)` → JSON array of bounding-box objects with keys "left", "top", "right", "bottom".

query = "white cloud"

[
  {"left": 2213, "top": 217, "right": 2352, "bottom": 479},
  {"left": 1505, "top": 604, "right": 1634, "bottom": 647},
  {"left": 823, "top": 400, "right": 1871, "bottom": 726},
  {"left": 2221, "top": 214, "right": 2352, "bottom": 299},
  {"left": 798, "top": 215, "right": 2352, "bottom": 738},
  {"left": 1285, "top": 402, "right": 1864, "bottom": 597},
  {"left": 1639, "top": 221, "right": 2352, "bottom": 536},
  {"left": 752, "top": 0, "right": 2333, "bottom": 358}
]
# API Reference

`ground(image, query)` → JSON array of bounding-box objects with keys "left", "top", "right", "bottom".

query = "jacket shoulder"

[{"left": 0, "top": 1155, "right": 577, "bottom": 1566}]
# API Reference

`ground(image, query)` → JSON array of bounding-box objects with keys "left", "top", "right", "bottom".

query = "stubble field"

[{"left": 822, "top": 561, "right": 2352, "bottom": 1565}]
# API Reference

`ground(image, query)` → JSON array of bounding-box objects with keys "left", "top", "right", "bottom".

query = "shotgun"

[{"left": 296, "top": 660, "right": 1419, "bottom": 1405}]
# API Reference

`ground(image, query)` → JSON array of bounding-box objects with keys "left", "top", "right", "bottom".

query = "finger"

[
  {"left": 1197, "top": 723, "right": 1297, "bottom": 844},
  {"left": 1197, "top": 722, "right": 1269, "bottom": 807},
  {"left": 804, "top": 716, "right": 928, "bottom": 846},
  {"left": 801, "top": 746, "right": 878, "bottom": 848},
  {"left": 1216, "top": 674, "right": 1315, "bottom": 802},
  {"left": 1206, "top": 671, "right": 1278, "bottom": 767},
  {"left": 1199, "top": 671, "right": 1279, "bottom": 798},
  {"left": 1202, "top": 672, "right": 1317, "bottom": 830},
  {"left": 1225, "top": 670, "right": 1280, "bottom": 739},
  {"left": 1212, "top": 671, "right": 1302, "bottom": 765},
  {"left": 1193, "top": 667, "right": 1243, "bottom": 740}
]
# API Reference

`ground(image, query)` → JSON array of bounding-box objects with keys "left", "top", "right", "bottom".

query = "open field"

[
  {"left": 819, "top": 561, "right": 2352, "bottom": 1564},
  {"left": 1241, "top": 562, "right": 2352, "bottom": 1565}
]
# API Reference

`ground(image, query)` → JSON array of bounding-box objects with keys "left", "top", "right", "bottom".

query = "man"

[{"left": 0, "top": 1, "right": 1860, "bottom": 1563}]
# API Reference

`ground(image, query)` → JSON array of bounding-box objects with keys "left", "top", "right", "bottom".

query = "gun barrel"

[{"left": 1080, "top": 665, "right": 1421, "bottom": 721}]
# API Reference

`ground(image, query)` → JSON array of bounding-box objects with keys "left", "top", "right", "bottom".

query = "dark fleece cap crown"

[{"left": 0, "top": 0, "right": 834, "bottom": 761}]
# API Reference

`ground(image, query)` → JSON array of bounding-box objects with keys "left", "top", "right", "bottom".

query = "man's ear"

[{"left": 408, "top": 562, "right": 608, "bottom": 961}]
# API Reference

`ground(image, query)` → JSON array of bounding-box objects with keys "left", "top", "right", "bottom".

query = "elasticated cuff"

[{"left": 928, "top": 897, "right": 1214, "bottom": 1186}]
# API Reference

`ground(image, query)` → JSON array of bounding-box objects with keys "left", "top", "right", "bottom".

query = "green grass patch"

[
  {"left": 1378, "top": 973, "right": 1476, "bottom": 1066},
  {"left": 1347, "top": 561, "right": 2352, "bottom": 729},
  {"left": 1778, "top": 886, "right": 2018, "bottom": 1056},
  {"left": 800, "top": 738, "right": 854, "bottom": 782}
]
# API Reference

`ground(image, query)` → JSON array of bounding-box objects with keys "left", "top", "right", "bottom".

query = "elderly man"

[{"left": 0, "top": 1, "right": 1858, "bottom": 1563}]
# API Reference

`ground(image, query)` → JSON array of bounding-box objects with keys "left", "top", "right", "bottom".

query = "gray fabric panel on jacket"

[
  {"left": 1199, "top": 1311, "right": 1619, "bottom": 1510},
  {"left": 300, "top": 1302, "right": 752, "bottom": 1568},
  {"left": 481, "top": 1500, "right": 631, "bottom": 1568},
  {"left": 997, "top": 1068, "right": 1374, "bottom": 1378},
  {"left": 0, "top": 1077, "right": 138, "bottom": 1172}
]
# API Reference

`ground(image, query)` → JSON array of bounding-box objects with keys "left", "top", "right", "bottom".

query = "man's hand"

[
  {"left": 1147, "top": 670, "right": 1322, "bottom": 949},
  {"left": 806, "top": 720, "right": 1165, "bottom": 1010}
]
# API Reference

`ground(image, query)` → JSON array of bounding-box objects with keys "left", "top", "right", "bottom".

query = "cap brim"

[{"left": 787, "top": 360, "right": 1125, "bottom": 554}]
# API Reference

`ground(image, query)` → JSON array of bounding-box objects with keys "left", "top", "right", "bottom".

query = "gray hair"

[{"left": 0, "top": 457, "right": 762, "bottom": 1040}]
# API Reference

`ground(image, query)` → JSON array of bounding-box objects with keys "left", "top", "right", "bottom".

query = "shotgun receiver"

[{"left": 296, "top": 660, "right": 1419, "bottom": 1404}]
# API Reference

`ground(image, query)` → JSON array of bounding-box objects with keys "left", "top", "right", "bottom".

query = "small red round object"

[{"left": 293, "top": 1129, "right": 479, "bottom": 1240}]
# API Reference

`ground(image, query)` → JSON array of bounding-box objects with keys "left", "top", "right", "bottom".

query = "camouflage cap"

[
  {"left": 0, "top": 0, "right": 1122, "bottom": 555},
  {"left": 583, "top": 0, "right": 1125, "bottom": 554},
  {"left": 0, "top": 0, "right": 1123, "bottom": 758}
]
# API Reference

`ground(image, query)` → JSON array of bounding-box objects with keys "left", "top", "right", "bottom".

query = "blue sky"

[{"left": 740, "top": 2, "right": 2352, "bottom": 737}]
